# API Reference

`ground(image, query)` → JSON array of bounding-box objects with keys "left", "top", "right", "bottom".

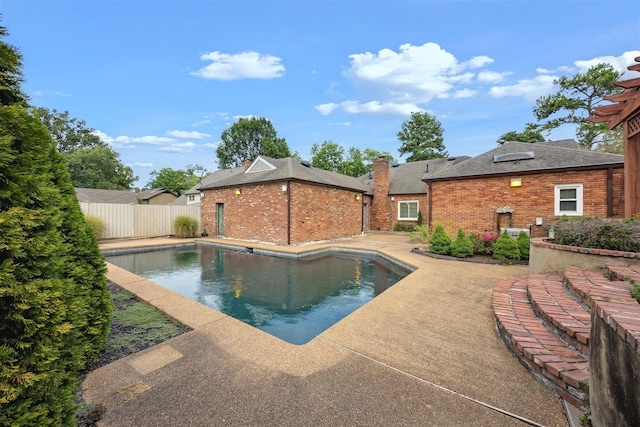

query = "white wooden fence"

[{"left": 79, "top": 202, "right": 201, "bottom": 239}]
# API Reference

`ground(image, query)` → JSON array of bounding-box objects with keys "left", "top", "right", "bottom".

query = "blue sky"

[{"left": 3, "top": 0, "right": 639, "bottom": 187}]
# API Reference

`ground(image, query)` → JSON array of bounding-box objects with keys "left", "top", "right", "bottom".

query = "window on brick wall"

[
  {"left": 398, "top": 201, "right": 419, "bottom": 220},
  {"left": 554, "top": 184, "right": 583, "bottom": 216}
]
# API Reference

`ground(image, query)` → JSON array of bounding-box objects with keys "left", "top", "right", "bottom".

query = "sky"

[{"left": 2, "top": 0, "right": 639, "bottom": 188}]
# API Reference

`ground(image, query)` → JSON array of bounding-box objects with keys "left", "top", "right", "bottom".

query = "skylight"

[{"left": 493, "top": 151, "right": 535, "bottom": 163}]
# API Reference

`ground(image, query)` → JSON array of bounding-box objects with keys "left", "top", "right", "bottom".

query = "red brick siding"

[
  {"left": 370, "top": 158, "right": 391, "bottom": 230},
  {"left": 289, "top": 182, "right": 363, "bottom": 245},
  {"left": 389, "top": 195, "right": 428, "bottom": 229},
  {"left": 201, "top": 181, "right": 363, "bottom": 245},
  {"left": 201, "top": 183, "right": 289, "bottom": 245},
  {"left": 430, "top": 168, "right": 624, "bottom": 238}
]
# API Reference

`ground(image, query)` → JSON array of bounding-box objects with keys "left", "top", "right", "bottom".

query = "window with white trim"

[
  {"left": 554, "top": 184, "right": 583, "bottom": 216},
  {"left": 398, "top": 201, "right": 419, "bottom": 220},
  {"left": 187, "top": 194, "right": 197, "bottom": 204}
]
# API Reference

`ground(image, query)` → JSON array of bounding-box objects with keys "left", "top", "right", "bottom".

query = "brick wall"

[
  {"left": 201, "top": 183, "right": 289, "bottom": 245},
  {"left": 370, "top": 157, "right": 391, "bottom": 230},
  {"left": 289, "top": 182, "right": 363, "bottom": 245},
  {"left": 388, "top": 194, "right": 428, "bottom": 229},
  {"left": 430, "top": 168, "right": 624, "bottom": 238},
  {"left": 201, "top": 181, "right": 363, "bottom": 245}
]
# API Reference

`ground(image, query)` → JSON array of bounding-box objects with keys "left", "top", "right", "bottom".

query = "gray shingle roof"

[
  {"left": 136, "top": 188, "right": 177, "bottom": 201},
  {"left": 424, "top": 141, "right": 624, "bottom": 181},
  {"left": 358, "top": 157, "right": 471, "bottom": 195},
  {"left": 200, "top": 156, "right": 366, "bottom": 192},
  {"left": 74, "top": 188, "right": 139, "bottom": 204}
]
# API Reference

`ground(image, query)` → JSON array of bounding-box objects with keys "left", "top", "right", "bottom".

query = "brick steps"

[
  {"left": 526, "top": 273, "right": 591, "bottom": 355},
  {"left": 493, "top": 262, "right": 640, "bottom": 411},
  {"left": 493, "top": 276, "right": 589, "bottom": 409}
]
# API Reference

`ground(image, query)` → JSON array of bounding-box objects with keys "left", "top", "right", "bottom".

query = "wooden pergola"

[{"left": 590, "top": 56, "right": 640, "bottom": 217}]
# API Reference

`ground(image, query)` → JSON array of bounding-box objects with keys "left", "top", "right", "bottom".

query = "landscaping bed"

[{"left": 411, "top": 247, "right": 529, "bottom": 265}]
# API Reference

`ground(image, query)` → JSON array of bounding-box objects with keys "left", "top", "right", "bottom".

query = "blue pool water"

[{"left": 106, "top": 243, "right": 411, "bottom": 344}]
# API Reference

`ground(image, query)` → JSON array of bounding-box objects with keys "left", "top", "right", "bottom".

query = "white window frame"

[
  {"left": 186, "top": 194, "right": 197, "bottom": 204},
  {"left": 554, "top": 183, "right": 583, "bottom": 216},
  {"left": 398, "top": 200, "right": 419, "bottom": 221}
]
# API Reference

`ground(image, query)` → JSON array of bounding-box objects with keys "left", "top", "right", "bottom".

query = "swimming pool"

[{"left": 106, "top": 242, "right": 411, "bottom": 344}]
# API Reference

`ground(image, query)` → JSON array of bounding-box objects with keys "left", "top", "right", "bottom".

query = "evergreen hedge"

[
  {"left": 516, "top": 231, "right": 531, "bottom": 260},
  {"left": 0, "top": 105, "right": 112, "bottom": 426},
  {"left": 492, "top": 230, "right": 521, "bottom": 260},
  {"left": 450, "top": 228, "right": 474, "bottom": 258}
]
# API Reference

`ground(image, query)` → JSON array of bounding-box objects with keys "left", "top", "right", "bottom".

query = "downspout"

[
  {"left": 427, "top": 181, "right": 433, "bottom": 230},
  {"left": 287, "top": 180, "right": 291, "bottom": 245},
  {"left": 607, "top": 167, "right": 614, "bottom": 217}
]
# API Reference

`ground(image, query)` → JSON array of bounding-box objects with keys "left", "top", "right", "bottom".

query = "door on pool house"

[{"left": 216, "top": 203, "right": 224, "bottom": 236}]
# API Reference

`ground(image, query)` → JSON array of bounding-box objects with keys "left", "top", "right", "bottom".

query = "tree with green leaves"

[
  {"left": 33, "top": 107, "right": 137, "bottom": 189},
  {"left": 594, "top": 125, "right": 623, "bottom": 155},
  {"left": 397, "top": 111, "right": 448, "bottom": 161},
  {"left": 363, "top": 148, "right": 395, "bottom": 166},
  {"left": 341, "top": 146, "right": 368, "bottom": 177},
  {"left": 216, "top": 116, "right": 292, "bottom": 168},
  {"left": 532, "top": 63, "right": 622, "bottom": 150},
  {"left": 310, "top": 140, "right": 344, "bottom": 172},
  {"left": 496, "top": 123, "right": 546, "bottom": 145},
  {"left": 0, "top": 21, "right": 26, "bottom": 106},
  {"left": 0, "top": 22, "right": 112, "bottom": 425},
  {"left": 147, "top": 164, "right": 208, "bottom": 195}
]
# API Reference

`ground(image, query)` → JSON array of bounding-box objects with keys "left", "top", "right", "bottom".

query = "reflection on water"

[{"left": 107, "top": 243, "right": 410, "bottom": 344}]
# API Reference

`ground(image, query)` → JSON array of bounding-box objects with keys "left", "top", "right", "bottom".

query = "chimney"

[
  {"left": 134, "top": 187, "right": 140, "bottom": 194},
  {"left": 243, "top": 160, "right": 252, "bottom": 170},
  {"left": 370, "top": 156, "right": 392, "bottom": 231}
]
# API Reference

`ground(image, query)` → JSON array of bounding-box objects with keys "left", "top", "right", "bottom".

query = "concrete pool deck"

[{"left": 83, "top": 232, "right": 570, "bottom": 426}]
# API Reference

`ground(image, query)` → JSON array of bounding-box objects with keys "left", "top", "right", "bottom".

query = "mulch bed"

[{"left": 411, "top": 247, "right": 529, "bottom": 265}]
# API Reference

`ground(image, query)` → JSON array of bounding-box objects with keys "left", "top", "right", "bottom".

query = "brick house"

[
  {"left": 423, "top": 140, "right": 625, "bottom": 238},
  {"left": 199, "top": 156, "right": 366, "bottom": 245},
  {"left": 358, "top": 156, "right": 469, "bottom": 231}
]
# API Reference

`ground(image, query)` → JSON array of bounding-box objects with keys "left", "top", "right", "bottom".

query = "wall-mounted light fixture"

[
  {"left": 235, "top": 189, "right": 242, "bottom": 195},
  {"left": 355, "top": 194, "right": 361, "bottom": 201},
  {"left": 510, "top": 178, "right": 522, "bottom": 188}
]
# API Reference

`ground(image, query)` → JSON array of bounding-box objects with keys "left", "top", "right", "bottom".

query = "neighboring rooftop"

[
  {"left": 424, "top": 140, "right": 624, "bottom": 181},
  {"left": 171, "top": 166, "right": 245, "bottom": 205},
  {"left": 135, "top": 188, "right": 177, "bottom": 202},
  {"left": 74, "top": 187, "right": 138, "bottom": 204},
  {"left": 200, "top": 156, "right": 366, "bottom": 192}
]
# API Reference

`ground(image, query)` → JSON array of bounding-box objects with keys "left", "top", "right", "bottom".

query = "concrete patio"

[{"left": 83, "top": 232, "right": 570, "bottom": 426}]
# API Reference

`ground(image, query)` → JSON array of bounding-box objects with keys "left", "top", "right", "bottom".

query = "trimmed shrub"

[
  {"left": 516, "top": 231, "right": 531, "bottom": 260},
  {"left": 393, "top": 222, "right": 416, "bottom": 232},
  {"left": 84, "top": 214, "right": 106, "bottom": 239},
  {"left": 174, "top": 215, "right": 199, "bottom": 238},
  {"left": 553, "top": 217, "right": 640, "bottom": 252},
  {"left": 493, "top": 230, "right": 521, "bottom": 260},
  {"left": 429, "top": 224, "right": 451, "bottom": 255},
  {"left": 450, "top": 228, "right": 474, "bottom": 258},
  {"left": 469, "top": 231, "right": 499, "bottom": 255}
]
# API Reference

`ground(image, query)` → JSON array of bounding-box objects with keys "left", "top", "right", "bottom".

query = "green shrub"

[
  {"left": 630, "top": 280, "right": 640, "bottom": 304},
  {"left": 493, "top": 230, "right": 521, "bottom": 260},
  {"left": 429, "top": 224, "right": 452, "bottom": 255},
  {"left": 410, "top": 225, "right": 430, "bottom": 247},
  {"left": 393, "top": 222, "right": 416, "bottom": 232},
  {"left": 174, "top": 215, "right": 199, "bottom": 238},
  {"left": 553, "top": 218, "right": 640, "bottom": 252},
  {"left": 84, "top": 214, "right": 106, "bottom": 239},
  {"left": 517, "top": 231, "right": 531, "bottom": 260},
  {"left": 450, "top": 228, "right": 474, "bottom": 258}
]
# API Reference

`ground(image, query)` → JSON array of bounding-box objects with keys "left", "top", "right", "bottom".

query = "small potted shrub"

[
  {"left": 429, "top": 224, "right": 451, "bottom": 255},
  {"left": 516, "top": 231, "right": 531, "bottom": 260},
  {"left": 174, "top": 215, "right": 199, "bottom": 238},
  {"left": 451, "top": 228, "right": 474, "bottom": 258},
  {"left": 493, "top": 230, "right": 521, "bottom": 260}
]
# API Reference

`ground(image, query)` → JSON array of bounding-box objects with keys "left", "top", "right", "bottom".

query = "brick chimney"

[
  {"left": 243, "top": 160, "right": 252, "bottom": 170},
  {"left": 370, "top": 156, "right": 392, "bottom": 231}
]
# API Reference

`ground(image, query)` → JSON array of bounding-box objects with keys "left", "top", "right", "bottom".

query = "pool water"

[{"left": 106, "top": 243, "right": 411, "bottom": 344}]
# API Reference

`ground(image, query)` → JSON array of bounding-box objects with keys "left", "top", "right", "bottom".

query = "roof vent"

[
  {"left": 447, "top": 156, "right": 456, "bottom": 161},
  {"left": 493, "top": 151, "right": 535, "bottom": 163},
  {"left": 391, "top": 163, "right": 400, "bottom": 167},
  {"left": 300, "top": 160, "right": 311, "bottom": 167}
]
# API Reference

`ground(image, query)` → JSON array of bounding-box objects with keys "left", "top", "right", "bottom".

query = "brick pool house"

[
  {"left": 423, "top": 140, "right": 625, "bottom": 238},
  {"left": 199, "top": 156, "right": 367, "bottom": 245}
]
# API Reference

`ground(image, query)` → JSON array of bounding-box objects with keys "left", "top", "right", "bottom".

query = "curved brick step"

[
  {"left": 493, "top": 276, "right": 589, "bottom": 410},
  {"left": 605, "top": 262, "right": 640, "bottom": 284},
  {"left": 563, "top": 266, "right": 633, "bottom": 306},
  {"left": 526, "top": 273, "right": 591, "bottom": 356}
]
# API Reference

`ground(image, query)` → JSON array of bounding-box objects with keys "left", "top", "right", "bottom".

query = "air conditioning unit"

[{"left": 500, "top": 228, "right": 530, "bottom": 239}]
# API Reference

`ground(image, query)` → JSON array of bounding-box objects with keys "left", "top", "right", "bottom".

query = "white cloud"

[
  {"left": 452, "top": 89, "right": 477, "bottom": 99},
  {"left": 345, "top": 42, "right": 496, "bottom": 105},
  {"left": 190, "top": 51, "right": 285, "bottom": 80},
  {"left": 489, "top": 74, "right": 556, "bottom": 102},
  {"left": 574, "top": 50, "right": 640, "bottom": 79},
  {"left": 318, "top": 100, "right": 422, "bottom": 116},
  {"left": 202, "top": 142, "right": 220, "bottom": 149},
  {"left": 315, "top": 103, "right": 340, "bottom": 116},
  {"left": 130, "top": 162, "right": 154, "bottom": 168},
  {"left": 159, "top": 142, "right": 196, "bottom": 153},
  {"left": 166, "top": 130, "right": 211, "bottom": 139},
  {"left": 477, "top": 70, "right": 509, "bottom": 84}
]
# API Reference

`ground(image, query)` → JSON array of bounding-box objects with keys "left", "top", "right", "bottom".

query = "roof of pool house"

[{"left": 200, "top": 156, "right": 367, "bottom": 192}]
